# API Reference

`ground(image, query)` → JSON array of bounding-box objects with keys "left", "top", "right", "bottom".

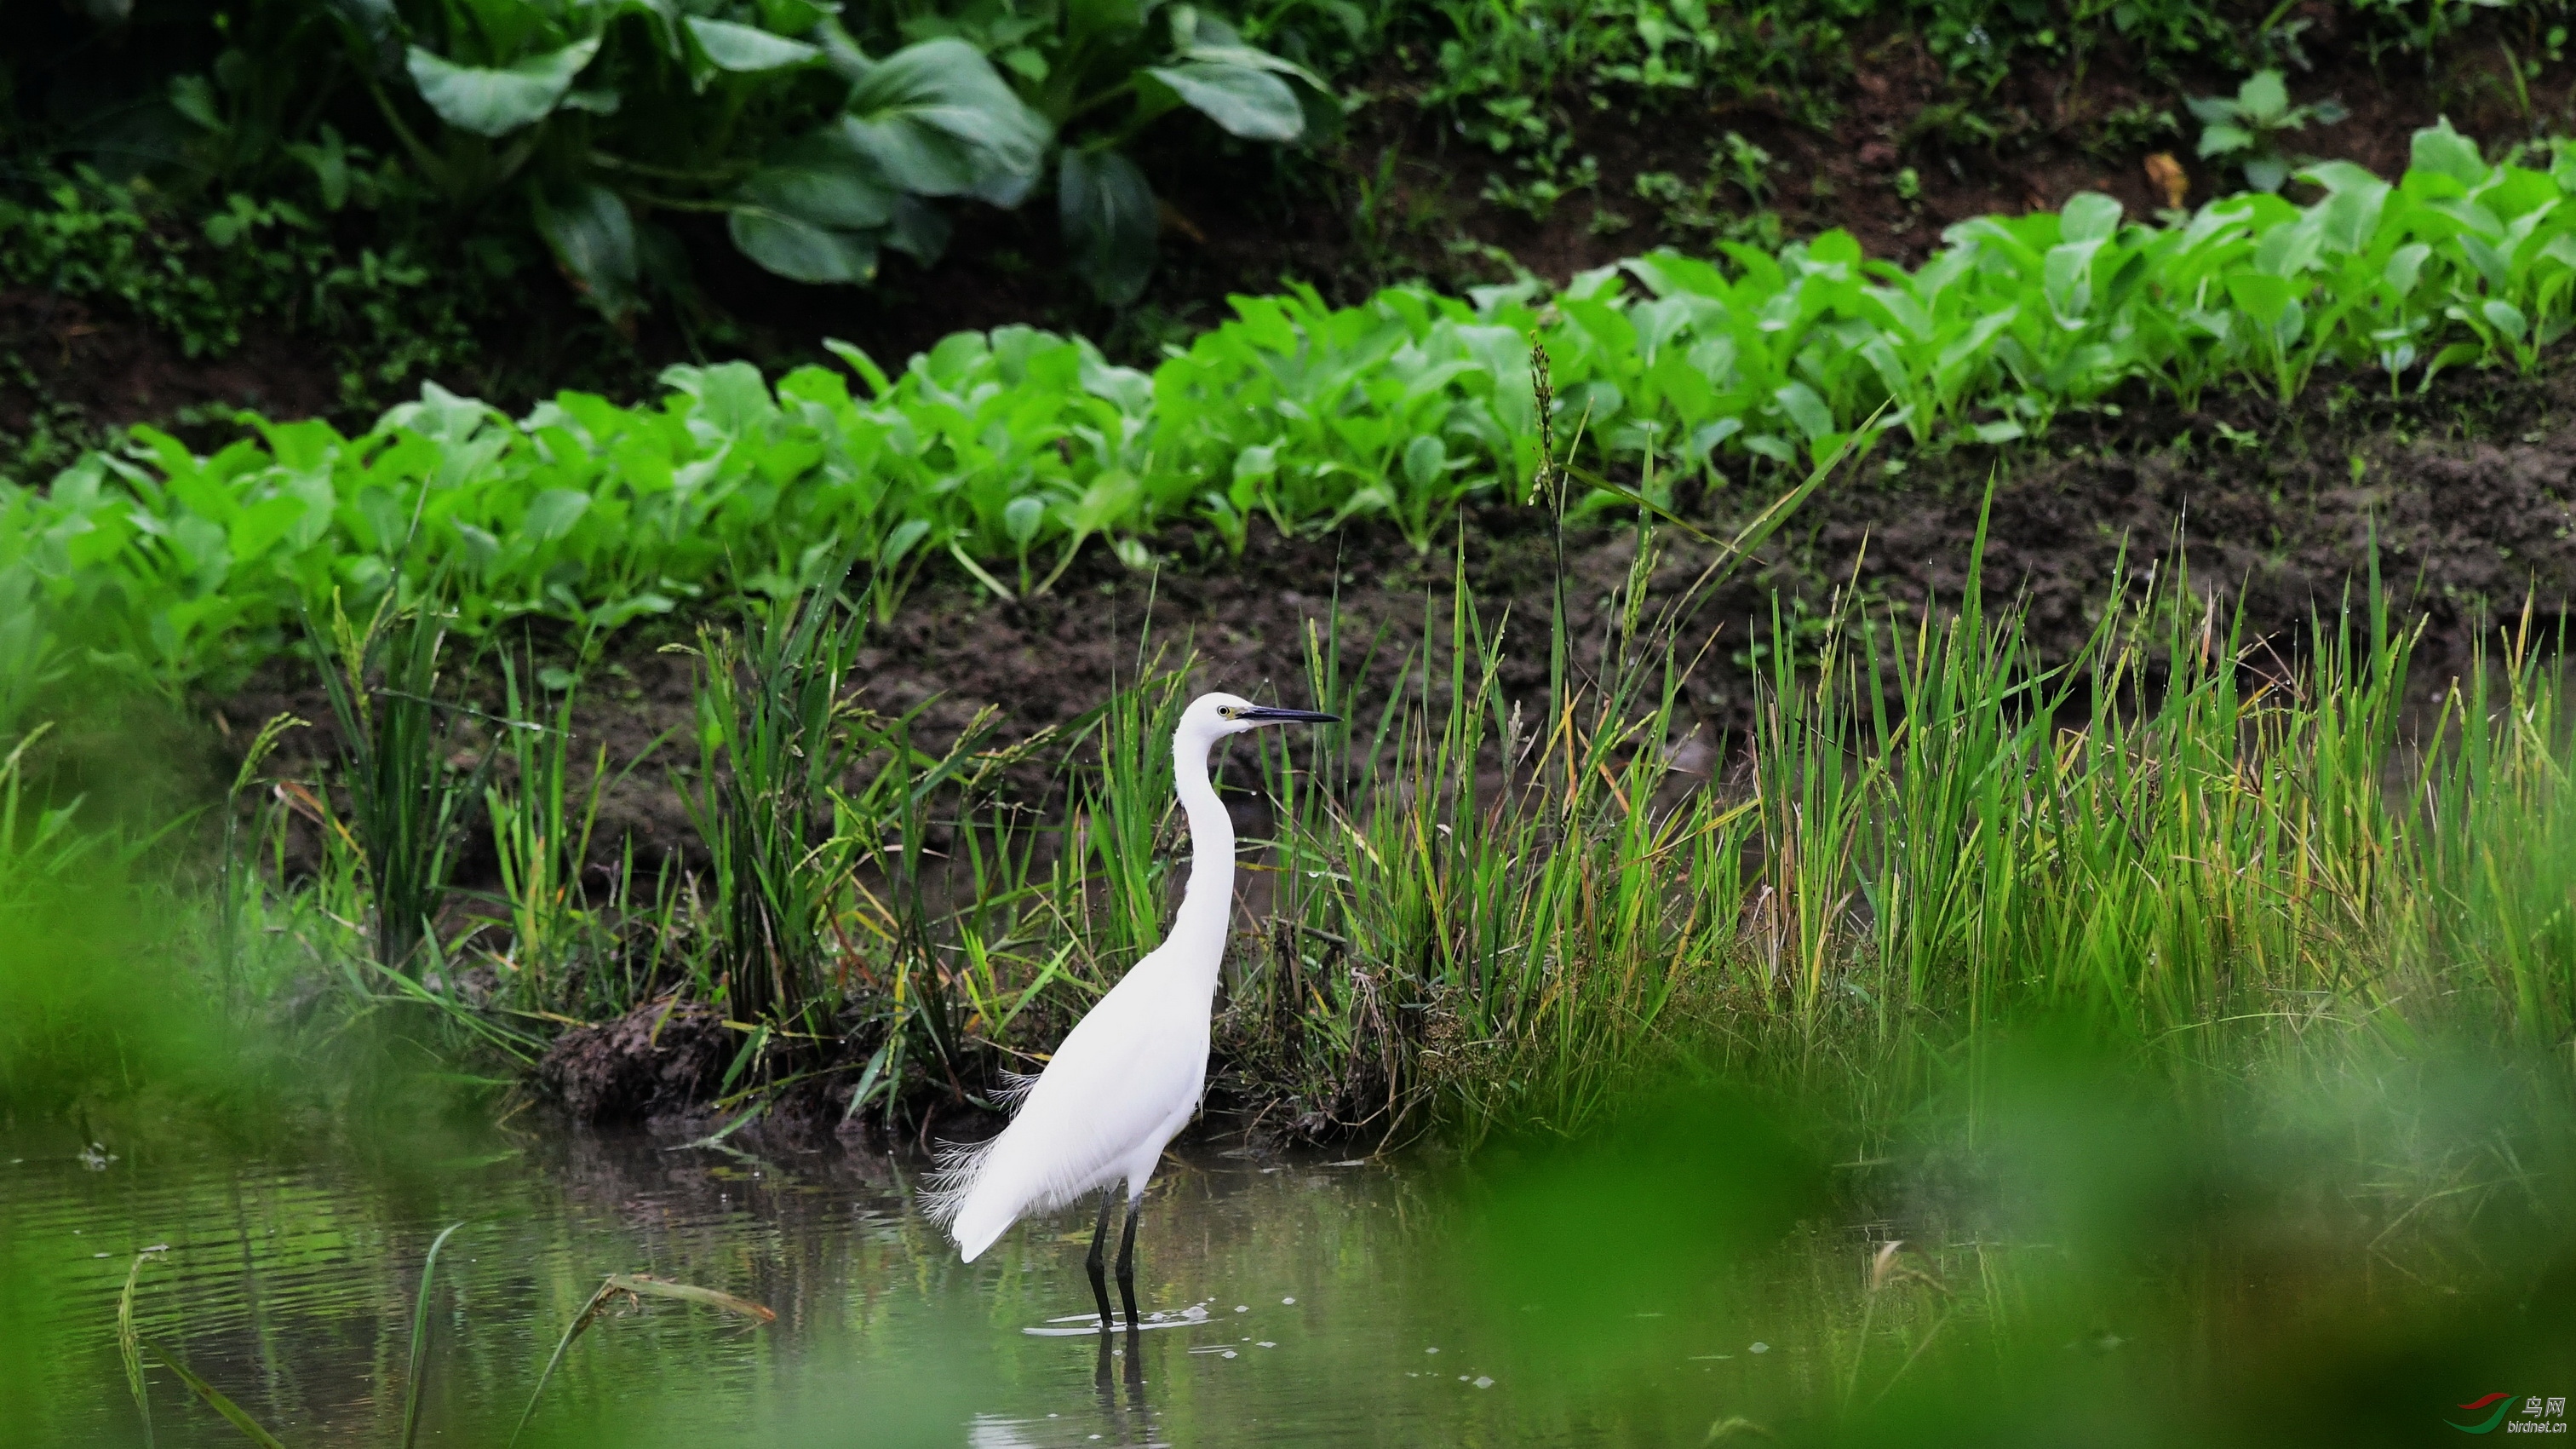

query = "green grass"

[
  {"left": 9, "top": 495, "right": 2573, "bottom": 1150},
  {"left": 6, "top": 123, "right": 2575, "bottom": 697}
]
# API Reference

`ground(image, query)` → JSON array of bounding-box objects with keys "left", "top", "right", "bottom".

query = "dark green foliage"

[
  {"left": 884, "top": 0, "right": 1334, "bottom": 302},
  {"left": 2, "top": 0, "right": 1322, "bottom": 320}
]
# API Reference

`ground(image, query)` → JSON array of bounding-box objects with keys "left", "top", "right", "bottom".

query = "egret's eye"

[{"left": 1218, "top": 706, "right": 1242, "bottom": 719}]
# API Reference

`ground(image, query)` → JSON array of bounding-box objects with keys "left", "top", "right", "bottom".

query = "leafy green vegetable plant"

[
  {"left": 914, "top": 0, "right": 1334, "bottom": 303},
  {"left": 2188, "top": 68, "right": 2348, "bottom": 193},
  {"left": 324, "top": 0, "right": 1048, "bottom": 312},
  {"left": 7, "top": 124, "right": 2576, "bottom": 687}
]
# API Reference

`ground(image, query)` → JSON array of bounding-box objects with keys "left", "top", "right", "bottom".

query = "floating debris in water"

[
  {"left": 1236, "top": 1304, "right": 1248, "bottom": 1312},
  {"left": 1258, "top": 1342, "right": 1276, "bottom": 1348},
  {"left": 1474, "top": 1377, "right": 1495, "bottom": 1389},
  {"left": 1282, "top": 1297, "right": 1294, "bottom": 1304},
  {"left": 1025, "top": 1302, "right": 1209, "bottom": 1337},
  {"left": 1426, "top": 1346, "right": 1440, "bottom": 1354},
  {"left": 1749, "top": 1342, "right": 1770, "bottom": 1354}
]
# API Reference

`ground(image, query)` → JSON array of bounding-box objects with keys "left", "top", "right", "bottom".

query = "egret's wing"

[{"left": 930, "top": 957, "right": 1208, "bottom": 1260}]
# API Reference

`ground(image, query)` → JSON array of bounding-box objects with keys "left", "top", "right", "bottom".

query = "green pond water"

[{"left": 5, "top": 1072, "right": 2573, "bottom": 1448}]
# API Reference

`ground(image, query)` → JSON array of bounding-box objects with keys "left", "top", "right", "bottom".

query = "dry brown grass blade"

[
  {"left": 601, "top": 1274, "right": 777, "bottom": 1320},
  {"left": 508, "top": 1274, "right": 775, "bottom": 1447}
]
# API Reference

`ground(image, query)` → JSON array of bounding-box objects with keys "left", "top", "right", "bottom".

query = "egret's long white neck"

[{"left": 1167, "top": 725, "right": 1235, "bottom": 986}]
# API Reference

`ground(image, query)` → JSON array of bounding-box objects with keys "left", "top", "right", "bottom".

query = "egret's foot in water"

[{"left": 1024, "top": 1302, "right": 1213, "bottom": 1336}]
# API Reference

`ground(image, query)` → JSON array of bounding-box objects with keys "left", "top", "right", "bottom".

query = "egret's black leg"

[
  {"left": 1113, "top": 1193, "right": 1142, "bottom": 1331},
  {"left": 1086, "top": 1191, "right": 1117, "bottom": 1331}
]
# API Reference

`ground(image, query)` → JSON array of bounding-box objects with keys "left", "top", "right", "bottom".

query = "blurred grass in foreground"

[{"left": 5, "top": 1016, "right": 2567, "bottom": 1446}]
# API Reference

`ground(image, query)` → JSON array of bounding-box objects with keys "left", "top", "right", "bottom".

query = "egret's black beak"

[{"left": 1242, "top": 705, "right": 1340, "bottom": 725}]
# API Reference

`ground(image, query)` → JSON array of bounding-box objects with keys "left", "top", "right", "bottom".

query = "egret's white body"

[{"left": 931, "top": 693, "right": 1333, "bottom": 1277}]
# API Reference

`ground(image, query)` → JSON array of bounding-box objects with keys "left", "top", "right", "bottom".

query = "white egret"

[{"left": 930, "top": 691, "right": 1338, "bottom": 1330}]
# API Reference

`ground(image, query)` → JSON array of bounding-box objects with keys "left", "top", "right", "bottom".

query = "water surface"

[{"left": 7, "top": 1081, "right": 2569, "bottom": 1448}]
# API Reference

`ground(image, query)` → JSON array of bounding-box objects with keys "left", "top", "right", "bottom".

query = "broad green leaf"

[
  {"left": 684, "top": 16, "right": 820, "bottom": 72},
  {"left": 524, "top": 489, "right": 590, "bottom": 542},
  {"left": 880, "top": 518, "right": 931, "bottom": 566},
  {"left": 2224, "top": 271, "right": 2292, "bottom": 326},
  {"left": 728, "top": 207, "right": 879, "bottom": 284},
  {"left": 2184, "top": 94, "right": 2235, "bottom": 126},
  {"left": 2410, "top": 118, "right": 2485, "bottom": 186},
  {"left": 2236, "top": 70, "right": 2287, "bottom": 124},
  {"left": 1144, "top": 61, "right": 1304, "bottom": 142},
  {"left": 843, "top": 38, "right": 1049, "bottom": 197},
  {"left": 758, "top": 0, "right": 837, "bottom": 33},
  {"left": 1178, "top": 14, "right": 1331, "bottom": 92},
  {"left": 330, "top": 0, "right": 399, "bottom": 47},
  {"left": 1065, "top": 470, "right": 1142, "bottom": 533},
  {"left": 739, "top": 131, "right": 898, "bottom": 230},
  {"left": 2382, "top": 242, "right": 2431, "bottom": 296},
  {"left": 1403, "top": 434, "right": 1447, "bottom": 488},
  {"left": 169, "top": 74, "right": 223, "bottom": 130},
  {"left": 2058, "top": 192, "right": 2122, "bottom": 245},
  {"left": 1003, "top": 496, "right": 1046, "bottom": 545},
  {"left": 531, "top": 182, "right": 639, "bottom": 316},
  {"left": 2196, "top": 124, "right": 2253, "bottom": 158},
  {"left": 886, "top": 194, "right": 952, "bottom": 264},
  {"left": 404, "top": 37, "right": 600, "bottom": 137},
  {"left": 1059, "top": 147, "right": 1156, "bottom": 306},
  {"left": 1772, "top": 382, "right": 1833, "bottom": 441}
]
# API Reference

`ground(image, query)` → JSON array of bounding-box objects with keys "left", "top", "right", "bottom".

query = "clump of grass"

[
  {"left": 180, "top": 439, "right": 2576, "bottom": 1145},
  {"left": 311, "top": 597, "right": 487, "bottom": 975},
  {"left": 481, "top": 652, "right": 669, "bottom": 1021},
  {"left": 680, "top": 595, "right": 870, "bottom": 1038}
]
